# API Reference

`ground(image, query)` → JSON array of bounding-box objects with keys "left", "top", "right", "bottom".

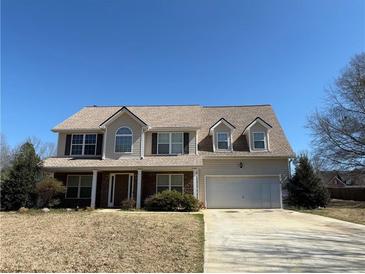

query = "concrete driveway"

[{"left": 204, "top": 209, "right": 365, "bottom": 272}]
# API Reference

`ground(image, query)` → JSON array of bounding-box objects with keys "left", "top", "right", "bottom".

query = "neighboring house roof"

[
  {"left": 327, "top": 175, "right": 347, "bottom": 187},
  {"left": 43, "top": 155, "right": 203, "bottom": 170},
  {"left": 319, "top": 169, "right": 365, "bottom": 186},
  {"left": 52, "top": 104, "right": 294, "bottom": 158}
]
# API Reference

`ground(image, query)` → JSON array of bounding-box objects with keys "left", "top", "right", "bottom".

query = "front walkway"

[{"left": 204, "top": 209, "right": 365, "bottom": 272}]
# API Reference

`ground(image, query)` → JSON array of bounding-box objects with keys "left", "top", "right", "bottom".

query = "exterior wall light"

[{"left": 240, "top": 161, "right": 243, "bottom": 168}]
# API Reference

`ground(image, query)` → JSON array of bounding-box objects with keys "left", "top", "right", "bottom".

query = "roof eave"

[
  {"left": 99, "top": 106, "right": 148, "bottom": 128},
  {"left": 242, "top": 117, "right": 273, "bottom": 134},
  {"left": 52, "top": 128, "right": 105, "bottom": 133},
  {"left": 209, "top": 118, "right": 236, "bottom": 135}
]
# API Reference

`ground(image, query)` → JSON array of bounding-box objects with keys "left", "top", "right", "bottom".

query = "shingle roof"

[
  {"left": 199, "top": 105, "right": 294, "bottom": 157},
  {"left": 43, "top": 155, "right": 203, "bottom": 170},
  {"left": 53, "top": 105, "right": 202, "bottom": 131},
  {"left": 52, "top": 104, "right": 294, "bottom": 157}
]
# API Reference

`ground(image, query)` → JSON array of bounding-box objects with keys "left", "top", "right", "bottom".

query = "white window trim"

[
  {"left": 114, "top": 127, "right": 133, "bottom": 154},
  {"left": 70, "top": 134, "right": 97, "bottom": 156},
  {"left": 156, "top": 174, "right": 184, "bottom": 193},
  {"left": 65, "top": 174, "right": 93, "bottom": 199},
  {"left": 215, "top": 131, "right": 231, "bottom": 151},
  {"left": 252, "top": 131, "right": 268, "bottom": 150},
  {"left": 157, "top": 132, "right": 184, "bottom": 155}
]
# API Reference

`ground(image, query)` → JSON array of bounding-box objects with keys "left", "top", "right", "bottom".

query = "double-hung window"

[
  {"left": 216, "top": 132, "right": 229, "bottom": 150},
  {"left": 84, "top": 134, "right": 97, "bottom": 155},
  {"left": 156, "top": 174, "right": 184, "bottom": 193},
  {"left": 171, "top": 133, "right": 183, "bottom": 154},
  {"left": 66, "top": 175, "right": 92, "bottom": 199},
  {"left": 157, "top": 133, "right": 183, "bottom": 155},
  {"left": 71, "top": 134, "right": 97, "bottom": 156},
  {"left": 253, "top": 132, "right": 266, "bottom": 149},
  {"left": 157, "top": 133, "right": 170, "bottom": 154}
]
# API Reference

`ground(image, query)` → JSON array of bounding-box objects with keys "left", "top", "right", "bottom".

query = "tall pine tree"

[
  {"left": 287, "top": 154, "right": 330, "bottom": 209},
  {"left": 1, "top": 142, "right": 41, "bottom": 210}
]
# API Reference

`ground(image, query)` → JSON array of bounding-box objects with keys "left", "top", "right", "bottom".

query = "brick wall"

[{"left": 141, "top": 171, "right": 193, "bottom": 205}]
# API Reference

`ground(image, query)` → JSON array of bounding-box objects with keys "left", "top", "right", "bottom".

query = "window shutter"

[
  {"left": 152, "top": 133, "right": 157, "bottom": 154},
  {"left": 96, "top": 134, "right": 103, "bottom": 155},
  {"left": 65, "top": 134, "right": 71, "bottom": 155},
  {"left": 184, "top": 132, "right": 189, "bottom": 154}
]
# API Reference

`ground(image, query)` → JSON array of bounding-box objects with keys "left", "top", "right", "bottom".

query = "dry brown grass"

[
  {"left": 300, "top": 199, "right": 365, "bottom": 225},
  {"left": 0, "top": 211, "right": 204, "bottom": 272}
]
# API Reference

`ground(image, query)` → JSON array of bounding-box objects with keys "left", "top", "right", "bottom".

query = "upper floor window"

[
  {"left": 216, "top": 132, "right": 230, "bottom": 150},
  {"left": 71, "top": 134, "right": 96, "bottom": 155},
  {"left": 115, "top": 127, "right": 133, "bottom": 153},
  {"left": 253, "top": 132, "right": 266, "bottom": 149},
  {"left": 157, "top": 132, "right": 183, "bottom": 154}
]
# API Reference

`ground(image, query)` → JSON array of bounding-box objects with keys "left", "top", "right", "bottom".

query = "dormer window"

[
  {"left": 217, "top": 132, "right": 229, "bottom": 150},
  {"left": 253, "top": 132, "right": 266, "bottom": 150},
  {"left": 209, "top": 118, "right": 235, "bottom": 152},
  {"left": 243, "top": 117, "right": 272, "bottom": 152}
]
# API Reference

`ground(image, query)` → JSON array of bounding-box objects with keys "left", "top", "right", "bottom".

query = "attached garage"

[{"left": 205, "top": 176, "right": 282, "bottom": 209}]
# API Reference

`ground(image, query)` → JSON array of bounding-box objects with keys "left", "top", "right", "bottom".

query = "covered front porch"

[{"left": 53, "top": 169, "right": 199, "bottom": 209}]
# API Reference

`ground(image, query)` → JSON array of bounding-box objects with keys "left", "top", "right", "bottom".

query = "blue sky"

[{"left": 1, "top": 0, "right": 364, "bottom": 152}]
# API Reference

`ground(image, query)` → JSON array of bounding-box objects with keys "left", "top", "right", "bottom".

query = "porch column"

[
  {"left": 136, "top": 170, "right": 142, "bottom": 208},
  {"left": 193, "top": 168, "right": 199, "bottom": 199},
  {"left": 90, "top": 170, "right": 98, "bottom": 208}
]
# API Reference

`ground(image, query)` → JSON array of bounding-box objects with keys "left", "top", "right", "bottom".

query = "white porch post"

[
  {"left": 90, "top": 170, "right": 98, "bottom": 208},
  {"left": 193, "top": 168, "right": 199, "bottom": 199},
  {"left": 136, "top": 170, "right": 142, "bottom": 208}
]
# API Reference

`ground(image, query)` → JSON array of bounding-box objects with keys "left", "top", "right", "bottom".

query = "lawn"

[
  {"left": 0, "top": 210, "right": 204, "bottom": 272},
  {"left": 299, "top": 199, "right": 365, "bottom": 225}
]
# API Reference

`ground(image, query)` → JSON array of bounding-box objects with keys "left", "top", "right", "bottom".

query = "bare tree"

[
  {"left": 27, "top": 136, "right": 56, "bottom": 160},
  {"left": 0, "top": 134, "right": 13, "bottom": 172},
  {"left": 308, "top": 53, "right": 365, "bottom": 170}
]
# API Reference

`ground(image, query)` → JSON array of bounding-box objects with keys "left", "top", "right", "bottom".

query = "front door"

[{"left": 108, "top": 174, "right": 133, "bottom": 207}]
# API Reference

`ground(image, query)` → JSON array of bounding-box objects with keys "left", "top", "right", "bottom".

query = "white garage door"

[{"left": 206, "top": 176, "right": 282, "bottom": 209}]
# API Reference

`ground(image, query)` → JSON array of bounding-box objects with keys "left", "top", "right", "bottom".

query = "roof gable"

[
  {"left": 100, "top": 106, "right": 148, "bottom": 128},
  {"left": 243, "top": 117, "right": 272, "bottom": 134},
  {"left": 209, "top": 118, "right": 235, "bottom": 135},
  {"left": 328, "top": 175, "right": 347, "bottom": 186}
]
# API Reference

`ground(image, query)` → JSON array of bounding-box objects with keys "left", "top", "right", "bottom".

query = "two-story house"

[{"left": 43, "top": 104, "right": 294, "bottom": 209}]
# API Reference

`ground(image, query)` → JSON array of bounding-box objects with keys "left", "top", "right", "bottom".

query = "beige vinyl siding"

[
  {"left": 104, "top": 113, "right": 142, "bottom": 159},
  {"left": 213, "top": 122, "right": 231, "bottom": 132},
  {"left": 144, "top": 131, "right": 153, "bottom": 155},
  {"left": 198, "top": 158, "right": 289, "bottom": 203},
  {"left": 249, "top": 123, "right": 269, "bottom": 151},
  {"left": 144, "top": 131, "right": 197, "bottom": 156},
  {"left": 57, "top": 133, "right": 67, "bottom": 157}
]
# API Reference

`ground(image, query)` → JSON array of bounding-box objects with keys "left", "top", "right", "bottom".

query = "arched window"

[{"left": 115, "top": 127, "right": 133, "bottom": 153}]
